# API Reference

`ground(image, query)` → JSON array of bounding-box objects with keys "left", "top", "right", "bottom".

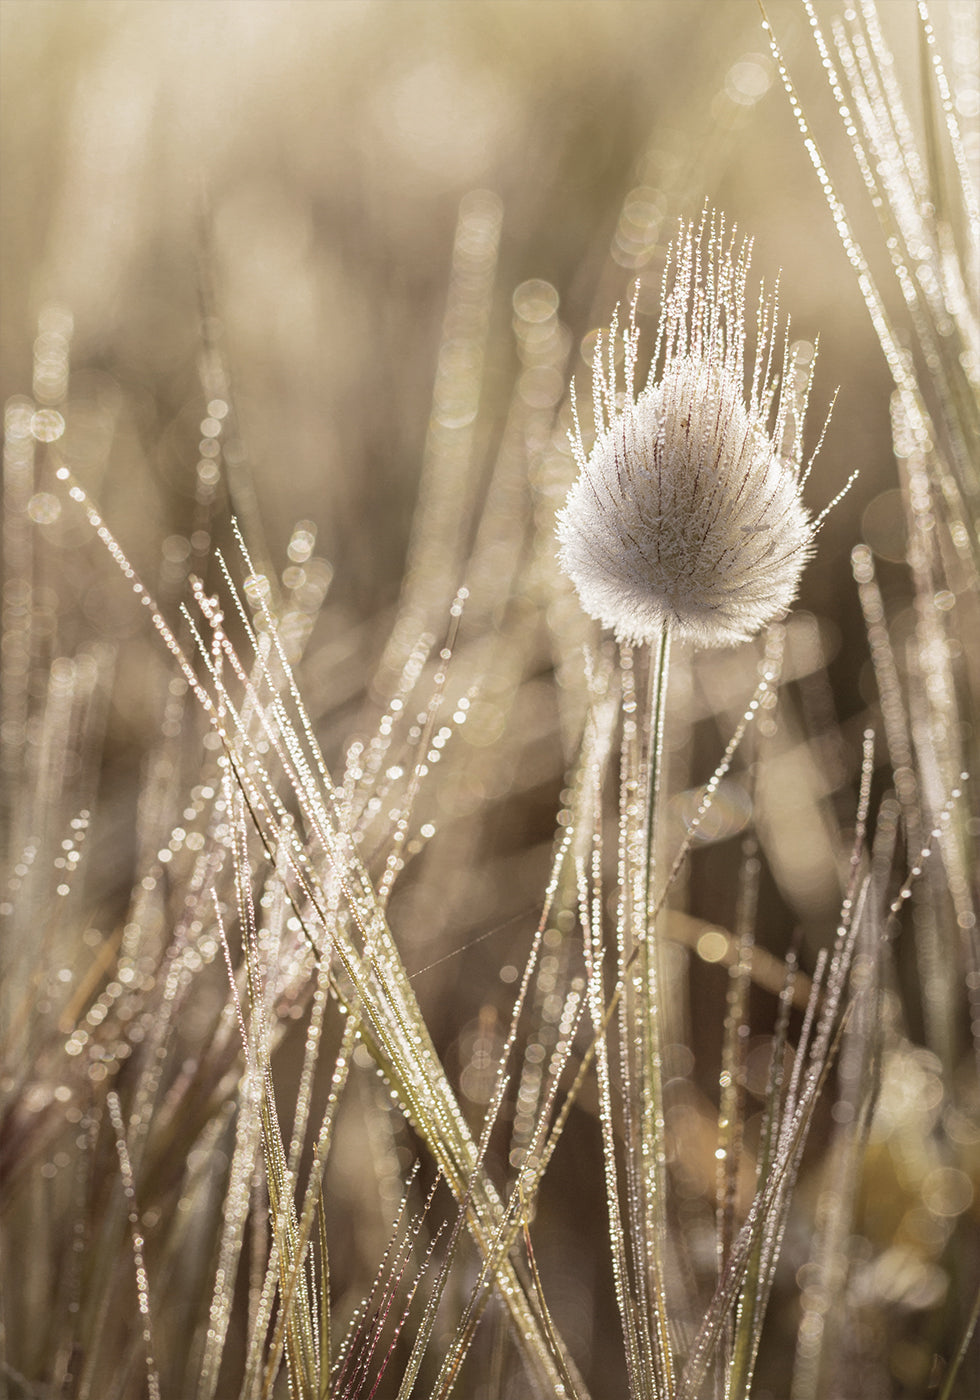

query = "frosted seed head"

[{"left": 557, "top": 210, "right": 827, "bottom": 650}]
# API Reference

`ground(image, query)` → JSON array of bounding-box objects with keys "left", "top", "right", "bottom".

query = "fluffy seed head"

[{"left": 557, "top": 211, "right": 830, "bottom": 649}]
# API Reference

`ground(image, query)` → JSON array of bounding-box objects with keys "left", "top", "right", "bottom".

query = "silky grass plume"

[{"left": 558, "top": 210, "right": 838, "bottom": 649}]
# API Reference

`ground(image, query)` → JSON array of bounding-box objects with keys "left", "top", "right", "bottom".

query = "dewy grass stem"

[
  {"left": 643, "top": 619, "right": 671, "bottom": 934},
  {"left": 641, "top": 618, "right": 674, "bottom": 1392}
]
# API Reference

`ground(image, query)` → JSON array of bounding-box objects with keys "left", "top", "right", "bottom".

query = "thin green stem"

[
  {"left": 938, "top": 1278, "right": 980, "bottom": 1400},
  {"left": 640, "top": 618, "right": 674, "bottom": 1394},
  {"left": 643, "top": 620, "right": 672, "bottom": 932}
]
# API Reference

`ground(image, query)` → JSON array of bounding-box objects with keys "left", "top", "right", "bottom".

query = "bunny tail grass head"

[{"left": 558, "top": 209, "right": 827, "bottom": 649}]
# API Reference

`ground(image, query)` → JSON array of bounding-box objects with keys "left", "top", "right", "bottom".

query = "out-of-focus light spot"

[
  {"left": 862, "top": 488, "right": 908, "bottom": 563},
  {"left": 873, "top": 1047, "right": 945, "bottom": 1136},
  {"left": 697, "top": 929, "right": 728, "bottom": 963},
  {"left": 27, "top": 492, "right": 62, "bottom": 525},
  {"left": 161, "top": 535, "right": 190, "bottom": 563},
  {"left": 287, "top": 523, "right": 316, "bottom": 563},
  {"left": 38, "top": 305, "right": 74, "bottom": 338},
  {"left": 921, "top": 1166, "right": 973, "bottom": 1218},
  {"left": 518, "top": 365, "right": 564, "bottom": 409},
  {"left": 861, "top": 1246, "right": 947, "bottom": 1311},
  {"left": 663, "top": 1043, "right": 694, "bottom": 1078},
  {"left": 724, "top": 54, "right": 774, "bottom": 106},
  {"left": 955, "top": 86, "right": 979, "bottom": 120},
  {"left": 613, "top": 186, "right": 665, "bottom": 269},
  {"left": 31, "top": 409, "right": 65, "bottom": 443},
  {"left": 513, "top": 279, "right": 559, "bottom": 324},
  {"left": 672, "top": 777, "right": 752, "bottom": 845},
  {"left": 243, "top": 574, "right": 271, "bottom": 607},
  {"left": 580, "top": 326, "right": 626, "bottom": 369},
  {"left": 4, "top": 397, "right": 35, "bottom": 438},
  {"left": 944, "top": 1105, "right": 980, "bottom": 1146}
]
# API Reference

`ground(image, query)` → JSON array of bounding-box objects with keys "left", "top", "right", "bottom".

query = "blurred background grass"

[{"left": 1, "top": 0, "right": 896, "bottom": 605}]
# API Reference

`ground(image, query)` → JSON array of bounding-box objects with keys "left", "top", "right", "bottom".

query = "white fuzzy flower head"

[{"left": 557, "top": 211, "right": 839, "bottom": 649}]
